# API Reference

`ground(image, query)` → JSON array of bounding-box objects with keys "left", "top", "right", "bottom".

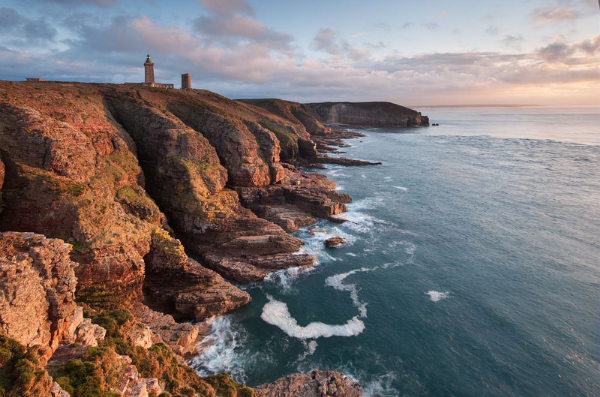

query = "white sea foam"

[
  {"left": 296, "top": 340, "right": 318, "bottom": 362},
  {"left": 261, "top": 295, "right": 366, "bottom": 339},
  {"left": 325, "top": 269, "right": 369, "bottom": 318},
  {"left": 346, "top": 252, "right": 357, "bottom": 257},
  {"left": 191, "top": 316, "right": 248, "bottom": 381},
  {"left": 296, "top": 226, "right": 355, "bottom": 262},
  {"left": 362, "top": 373, "right": 400, "bottom": 397},
  {"left": 264, "top": 267, "right": 312, "bottom": 292},
  {"left": 426, "top": 290, "right": 450, "bottom": 302},
  {"left": 393, "top": 186, "right": 408, "bottom": 191},
  {"left": 336, "top": 185, "right": 345, "bottom": 191}
]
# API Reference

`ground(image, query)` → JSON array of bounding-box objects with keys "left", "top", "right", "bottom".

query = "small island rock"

[{"left": 325, "top": 237, "right": 347, "bottom": 248}]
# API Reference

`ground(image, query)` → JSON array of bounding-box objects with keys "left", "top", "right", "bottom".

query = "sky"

[{"left": 0, "top": 0, "right": 598, "bottom": 106}]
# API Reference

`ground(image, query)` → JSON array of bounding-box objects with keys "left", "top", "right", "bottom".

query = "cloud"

[
  {"left": 424, "top": 23, "right": 440, "bottom": 31},
  {"left": 312, "top": 28, "right": 342, "bottom": 55},
  {"left": 31, "top": 0, "right": 116, "bottom": 5},
  {"left": 0, "top": 9, "right": 597, "bottom": 106},
  {"left": 193, "top": 14, "right": 293, "bottom": 52},
  {"left": 536, "top": 42, "right": 576, "bottom": 62},
  {"left": 576, "top": 35, "right": 600, "bottom": 55},
  {"left": 535, "top": 36, "right": 600, "bottom": 62},
  {"left": 502, "top": 35, "right": 524, "bottom": 50},
  {"left": 311, "top": 28, "right": 372, "bottom": 61},
  {"left": 0, "top": 7, "right": 57, "bottom": 44},
  {"left": 486, "top": 25, "right": 499, "bottom": 35},
  {"left": 197, "top": 0, "right": 253, "bottom": 16},
  {"left": 0, "top": 7, "right": 23, "bottom": 31},
  {"left": 373, "top": 22, "right": 391, "bottom": 31},
  {"left": 531, "top": 5, "right": 580, "bottom": 27}
]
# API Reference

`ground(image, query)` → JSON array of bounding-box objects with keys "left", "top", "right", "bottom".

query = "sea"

[{"left": 190, "top": 106, "right": 600, "bottom": 397}]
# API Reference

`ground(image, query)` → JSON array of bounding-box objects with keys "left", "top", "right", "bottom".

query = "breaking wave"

[{"left": 190, "top": 316, "right": 249, "bottom": 382}]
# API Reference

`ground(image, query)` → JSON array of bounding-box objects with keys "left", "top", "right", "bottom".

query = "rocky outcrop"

[
  {"left": 130, "top": 302, "right": 208, "bottom": 357},
  {"left": 255, "top": 370, "right": 362, "bottom": 397},
  {"left": 0, "top": 232, "right": 105, "bottom": 360},
  {"left": 307, "top": 101, "right": 429, "bottom": 127},
  {"left": 325, "top": 237, "right": 347, "bottom": 248},
  {"left": 143, "top": 229, "right": 251, "bottom": 321}
]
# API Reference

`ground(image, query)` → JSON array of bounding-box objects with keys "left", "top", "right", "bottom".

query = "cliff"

[
  {"left": 241, "top": 99, "right": 429, "bottom": 128},
  {"left": 0, "top": 81, "right": 362, "bottom": 396},
  {"left": 307, "top": 102, "right": 429, "bottom": 127}
]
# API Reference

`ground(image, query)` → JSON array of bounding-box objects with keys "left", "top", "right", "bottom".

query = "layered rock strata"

[{"left": 143, "top": 229, "right": 251, "bottom": 321}]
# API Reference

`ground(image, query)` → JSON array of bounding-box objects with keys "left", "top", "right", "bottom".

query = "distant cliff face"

[
  {"left": 307, "top": 101, "right": 429, "bottom": 127},
  {"left": 241, "top": 99, "right": 429, "bottom": 131}
]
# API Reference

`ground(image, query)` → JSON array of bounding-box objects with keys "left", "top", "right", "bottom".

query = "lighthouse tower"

[{"left": 144, "top": 54, "right": 155, "bottom": 84}]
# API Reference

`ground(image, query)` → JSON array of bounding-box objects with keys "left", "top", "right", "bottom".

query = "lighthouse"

[{"left": 144, "top": 54, "right": 154, "bottom": 84}]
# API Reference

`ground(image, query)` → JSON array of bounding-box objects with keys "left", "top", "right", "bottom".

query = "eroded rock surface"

[
  {"left": 144, "top": 229, "right": 251, "bottom": 321},
  {"left": 0, "top": 232, "right": 105, "bottom": 360},
  {"left": 255, "top": 370, "right": 362, "bottom": 397}
]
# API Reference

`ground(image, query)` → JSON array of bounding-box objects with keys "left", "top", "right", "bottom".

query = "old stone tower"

[
  {"left": 181, "top": 73, "right": 191, "bottom": 89},
  {"left": 144, "top": 54, "right": 154, "bottom": 84}
]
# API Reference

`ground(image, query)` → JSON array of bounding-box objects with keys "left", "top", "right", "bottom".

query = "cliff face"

[
  {"left": 241, "top": 99, "right": 429, "bottom": 129},
  {"left": 306, "top": 102, "right": 429, "bottom": 127},
  {"left": 0, "top": 81, "right": 347, "bottom": 308},
  {"left": 0, "top": 81, "right": 364, "bottom": 396}
]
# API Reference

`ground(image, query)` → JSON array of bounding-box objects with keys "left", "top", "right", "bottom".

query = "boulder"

[{"left": 325, "top": 237, "right": 347, "bottom": 248}]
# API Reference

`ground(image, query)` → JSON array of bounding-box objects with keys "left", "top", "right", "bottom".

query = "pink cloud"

[{"left": 532, "top": 5, "right": 580, "bottom": 27}]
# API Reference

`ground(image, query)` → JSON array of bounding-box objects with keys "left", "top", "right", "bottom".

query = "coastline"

[{"left": 0, "top": 81, "right": 429, "bottom": 396}]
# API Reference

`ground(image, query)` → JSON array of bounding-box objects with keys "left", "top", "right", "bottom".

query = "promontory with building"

[{"left": 0, "top": 55, "right": 428, "bottom": 396}]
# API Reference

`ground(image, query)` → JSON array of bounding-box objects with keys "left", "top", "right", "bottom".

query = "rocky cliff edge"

[{"left": 0, "top": 81, "right": 363, "bottom": 396}]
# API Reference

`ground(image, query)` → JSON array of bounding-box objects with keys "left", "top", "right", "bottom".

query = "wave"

[
  {"left": 260, "top": 295, "right": 366, "bottom": 339},
  {"left": 190, "top": 316, "right": 249, "bottom": 382},
  {"left": 426, "top": 290, "right": 450, "bottom": 302},
  {"left": 393, "top": 186, "right": 408, "bottom": 191}
]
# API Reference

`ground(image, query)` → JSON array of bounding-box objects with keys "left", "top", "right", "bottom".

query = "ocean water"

[{"left": 190, "top": 107, "right": 600, "bottom": 397}]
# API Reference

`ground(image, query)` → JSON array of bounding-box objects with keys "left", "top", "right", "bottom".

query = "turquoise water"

[{"left": 191, "top": 107, "right": 600, "bottom": 397}]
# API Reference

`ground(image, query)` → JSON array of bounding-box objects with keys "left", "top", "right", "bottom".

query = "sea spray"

[{"left": 191, "top": 316, "right": 250, "bottom": 382}]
